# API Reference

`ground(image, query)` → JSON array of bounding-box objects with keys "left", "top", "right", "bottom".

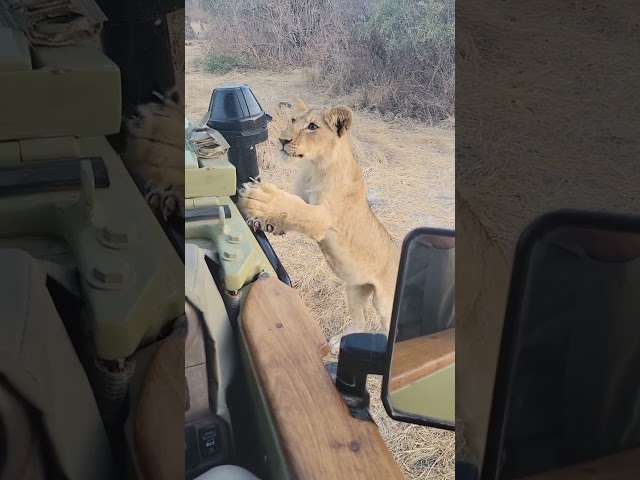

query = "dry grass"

[{"left": 186, "top": 41, "right": 454, "bottom": 479}]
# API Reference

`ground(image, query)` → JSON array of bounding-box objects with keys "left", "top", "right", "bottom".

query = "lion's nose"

[{"left": 279, "top": 137, "right": 291, "bottom": 147}]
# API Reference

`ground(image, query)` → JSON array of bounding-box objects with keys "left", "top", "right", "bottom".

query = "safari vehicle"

[
  {"left": 183, "top": 83, "right": 456, "bottom": 479},
  {"left": 0, "top": 6, "right": 455, "bottom": 480},
  {"left": 0, "top": 3, "right": 186, "bottom": 479}
]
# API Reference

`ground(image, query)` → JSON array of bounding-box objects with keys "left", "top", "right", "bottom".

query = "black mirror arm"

[
  {"left": 335, "top": 332, "right": 388, "bottom": 399},
  {"left": 456, "top": 461, "right": 479, "bottom": 480}
]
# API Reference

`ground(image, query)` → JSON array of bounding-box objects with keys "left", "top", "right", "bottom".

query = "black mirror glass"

[
  {"left": 382, "top": 227, "right": 455, "bottom": 430},
  {"left": 482, "top": 211, "right": 640, "bottom": 480}
]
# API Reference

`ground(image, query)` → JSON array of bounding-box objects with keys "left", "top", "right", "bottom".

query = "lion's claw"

[
  {"left": 237, "top": 179, "right": 287, "bottom": 234},
  {"left": 245, "top": 216, "right": 285, "bottom": 235},
  {"left": 246, "top": 217, "right": 263, "bottom": 232},
  {"left": 144, "top": 179, "right": 184, "bottom": 220}
]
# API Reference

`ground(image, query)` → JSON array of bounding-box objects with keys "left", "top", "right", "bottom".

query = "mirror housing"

[
  {"left": 481, "top": 210, "right": 640, "bottom": 479},
  {"left": 381, "top": 227, "right": 455, "bottom": 430}
]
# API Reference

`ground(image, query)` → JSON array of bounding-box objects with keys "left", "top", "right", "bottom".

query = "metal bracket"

[{"left": 0, "top": 156, "right": 109, "bottom": 196}]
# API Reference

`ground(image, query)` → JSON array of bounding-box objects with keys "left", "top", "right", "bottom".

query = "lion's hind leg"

[
  {"left": 329, "top": 284, "right": 374, "bottom": 356},
  {"left": 372, "top": 284, "right": 394, "bottom": 336}
]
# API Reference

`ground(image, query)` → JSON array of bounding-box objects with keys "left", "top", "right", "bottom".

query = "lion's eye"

[
  {"left": 308, "top": 123, "right": 318, "bottom": 131},
  {"left": 291, "top": 118, "right": 296, "bottom": 124}
]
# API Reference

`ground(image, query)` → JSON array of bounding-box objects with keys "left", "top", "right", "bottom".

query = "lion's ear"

[
  {"left": 292, "top": 97, "right": 308, "bottom": 115},
  {"left": 325, "top": 106, "right": 353, "bottom": 137}
]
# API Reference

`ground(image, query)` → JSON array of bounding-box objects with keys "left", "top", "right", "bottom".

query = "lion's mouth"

[{"left": 281, "top": 147, "right": 303, "bottom": 158}]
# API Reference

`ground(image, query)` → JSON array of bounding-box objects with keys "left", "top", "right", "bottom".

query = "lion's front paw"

[{"left": 237, "top": 179, "right": 287, "bottom": 220}]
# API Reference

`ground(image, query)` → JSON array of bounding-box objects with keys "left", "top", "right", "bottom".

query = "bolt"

[
  {"left": 100, "top": 226, "right": 128, "bottom": 245},
  {"left": 221, "top": 249, "right": 240, "bottom": 261},
  {"left": 226, "top": 231, "right": 242, "bottom": 243},
  {"left": 92, "top": 267, "right": 124, "bottom": 284}
]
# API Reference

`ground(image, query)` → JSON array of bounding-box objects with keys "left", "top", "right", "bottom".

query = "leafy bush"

[
  {"left": 195, "top": 0, "right": 454, "bottom": 123},
  {"left": 362, "top": 0, "right": 454, "bottom": 50}
]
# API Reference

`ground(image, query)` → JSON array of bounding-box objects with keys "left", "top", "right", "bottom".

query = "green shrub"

[
  {"left": 204, "top": 53, "right": 251, "bottom": 74},
  {"left": 362, "top": 0, "right": 454, "bottom": 50}
]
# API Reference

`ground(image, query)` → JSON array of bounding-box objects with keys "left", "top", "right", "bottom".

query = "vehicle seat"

[
  {"left": 194, "top": 465, "right": 260, "bottom": 480},
  {"left": 184, "top": 242, "right": 235, "bottom": 422},
  {"left": 0, "top": 379, "right": 45, "bottom": 480},
  {"left": 0, "top": 249, "right": 115, "bottom": 480}
]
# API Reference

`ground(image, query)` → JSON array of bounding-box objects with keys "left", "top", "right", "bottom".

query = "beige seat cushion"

[{"left": 195, "top": 465, "right": 260, "bottom": 480}]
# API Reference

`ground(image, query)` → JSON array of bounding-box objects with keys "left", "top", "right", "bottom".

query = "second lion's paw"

[{"left": 144, "top": 180, "right": 184, "bottom": 220}]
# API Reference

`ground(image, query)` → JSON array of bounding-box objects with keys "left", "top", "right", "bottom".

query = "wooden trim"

[
  {"left": 520, "top": 447, "right": 640, "bottom": 479},
  {"left": 390, "top": 328, "right": 455, "bottom": 391},
  {"left": 241, "top": 275, "right": 404, "bottom": 480}
]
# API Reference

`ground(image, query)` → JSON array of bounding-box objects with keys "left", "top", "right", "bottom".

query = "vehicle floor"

[{"left": 186, "top": 41, "right": 455, "bottom": 480}]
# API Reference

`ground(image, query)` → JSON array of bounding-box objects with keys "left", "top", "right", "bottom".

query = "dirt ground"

[{"left": 186, "top": 41, "right": 455, "bottom": 479}]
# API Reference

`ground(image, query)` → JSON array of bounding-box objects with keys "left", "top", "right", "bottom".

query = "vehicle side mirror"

[{"left": 381, "top": 227, "right": 455, "bottom": 430}]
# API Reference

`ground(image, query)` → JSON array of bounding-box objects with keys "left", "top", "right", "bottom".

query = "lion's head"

[{"left": 278, "top": 98, "right": 353, "bottom": 162}]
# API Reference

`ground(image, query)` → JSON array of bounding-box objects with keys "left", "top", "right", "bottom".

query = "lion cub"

[{"left": 237, "top": 99, "right": 400, "bottom": 354}]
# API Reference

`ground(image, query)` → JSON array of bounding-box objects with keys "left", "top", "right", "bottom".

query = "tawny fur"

[
  {"left": 238, "top": 98, "right": 400, "bottom": 354},
  {"left": 124, "top": 82, "right": 185, "bottom": 220}
]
